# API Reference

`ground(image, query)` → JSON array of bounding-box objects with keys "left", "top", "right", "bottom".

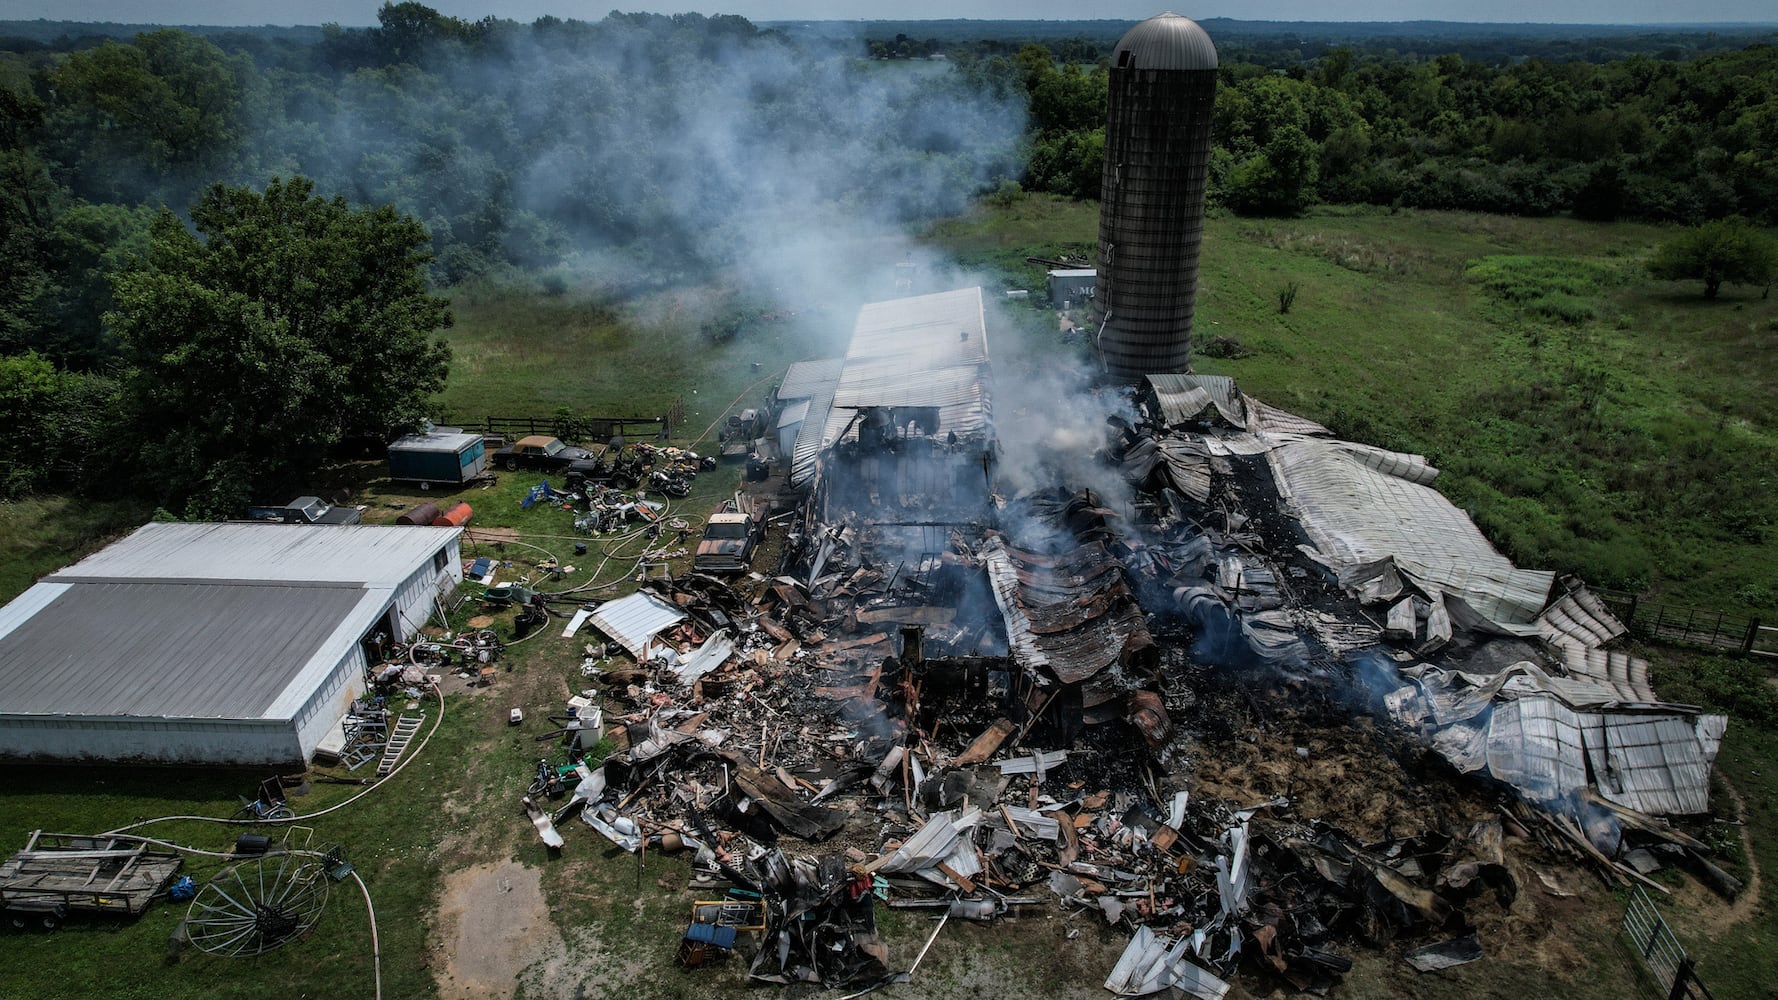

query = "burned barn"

[{"left": 559, "top": 291, "right": 1726, "bottom": 995}]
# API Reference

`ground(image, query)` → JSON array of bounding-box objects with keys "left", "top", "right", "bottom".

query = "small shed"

[
  {"left": 0, "top": 523, "right": 464, "bottom": 766},
  {"left": 388, "top": 426, "right": 487, "bottom": 486},
  {"left": 1047, "top": 268, "right": 1097, "bottom": 306}
]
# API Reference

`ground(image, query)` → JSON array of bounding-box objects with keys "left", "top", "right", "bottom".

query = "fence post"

[
  {"left": 1667, "top": 956, "right": 1694, "bottom": 1000},
  {"left": 1624, "top": 592, "right": 1638, "bottom": 628},
  {"left": 1743, "top": 618, "right": 1761, "bottom": 658}
]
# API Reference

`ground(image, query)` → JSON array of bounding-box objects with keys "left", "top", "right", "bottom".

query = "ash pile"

[{"left": 534, "top": 372, "right": 1729, "bottom": 997}]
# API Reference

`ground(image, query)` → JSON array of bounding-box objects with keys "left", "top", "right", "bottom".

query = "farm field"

[{"left": 0, "top": 201, "right": 1773, "bottom": 999}]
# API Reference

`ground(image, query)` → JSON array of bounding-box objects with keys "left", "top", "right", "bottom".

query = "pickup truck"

[
  {"left": 692, "top": 512, "right": 762, "bottom": 574},
  {"left": 245, "top": 496, "right": 363, "bottom": 525}
]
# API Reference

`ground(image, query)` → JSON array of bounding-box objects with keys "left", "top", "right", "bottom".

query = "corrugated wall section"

[
  {"left": 0, "top": 715, "right": 301, "bottom": 766},
  {"left": 1096, "top": 66, "right": 1217, "bottom": 377}
]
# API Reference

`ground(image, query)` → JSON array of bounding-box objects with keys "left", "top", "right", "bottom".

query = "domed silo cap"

[{"left": 1113, "top": 12, "right": 1218, "bottom": 71}]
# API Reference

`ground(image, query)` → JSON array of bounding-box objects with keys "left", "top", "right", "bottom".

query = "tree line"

[
  {"left": 985, "top": 40, "right": 1778, "bottom": 225},
  {"left": 0, "top": 6, "right": 1772, "bottom": 514}
]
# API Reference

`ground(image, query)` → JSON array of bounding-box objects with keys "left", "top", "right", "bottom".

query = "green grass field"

[{"left": 1, "top": 198, "right": 1774, "bottom": 999}]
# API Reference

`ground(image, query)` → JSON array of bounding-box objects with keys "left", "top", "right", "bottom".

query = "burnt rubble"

[{"left": 527, "top": 374, "right": 1727, "bottom": 996}]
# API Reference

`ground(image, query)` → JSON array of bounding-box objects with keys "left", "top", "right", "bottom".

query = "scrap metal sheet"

[
  {"left": 1267, "top": 437, "right": 1555, "bottom": 627},
  {"left": 1144, "top": 373, "right": 1247, "bottom": 429},
  {"left": 587, "top": 591, "right": 686, "bottom": 659}
]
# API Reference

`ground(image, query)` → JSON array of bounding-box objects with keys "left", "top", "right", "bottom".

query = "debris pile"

[{"left": 514, "top": 370, "right": 1729, "bottom": 995}]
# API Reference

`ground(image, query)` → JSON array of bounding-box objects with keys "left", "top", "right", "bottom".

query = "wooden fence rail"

[
  {"left": 435, "top": 403, "right": 681, "bottom": 445},
  {"left": 1591, "top": 588, "right": 1770, "bottom": 659}
]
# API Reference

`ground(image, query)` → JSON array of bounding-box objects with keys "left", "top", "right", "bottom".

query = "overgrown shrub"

[{"left": 1526, "top": 293, "right": 1597, "bottom": 324}]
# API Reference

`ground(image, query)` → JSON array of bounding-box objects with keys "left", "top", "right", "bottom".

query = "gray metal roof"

[
  {"left": 1268, "top": 437, "right": 1555, "bottom": 627},
  {"left": 775, "top": 358, "right": 843, "bottom": 402},
  {"left": 1581, "top": 712, "right": 1722, "bottom": 815},
  {"left": 52, "top": 522, "right": 461, "bottom": 586},
  {"left": 0, "top": 580, "right": 372, "bottom": 719},
  {"left": 1114, "top": 13, "right": 1218, "bottom": 72},
  {"left": 389, "top": 427, "right": 482, "bottom": 453}
]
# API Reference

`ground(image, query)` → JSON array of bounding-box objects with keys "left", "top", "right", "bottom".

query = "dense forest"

[{"left": 0, "top": 4, "right": 1775, "bottom": 511}]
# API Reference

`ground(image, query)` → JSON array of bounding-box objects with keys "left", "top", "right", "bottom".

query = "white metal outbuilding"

[{"left": 0, "top": 522, "right": 463, "bottom": 766}]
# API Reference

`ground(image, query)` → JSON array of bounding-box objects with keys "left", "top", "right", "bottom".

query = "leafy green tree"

[
  {"left": 0, "top": 84, "right": 59, "bottom": 351},
  {"left": 43, "top": 31, "right": 256, "bottom": 205},
  {"left": 33, "top": 202, "right": 156, "bottom": 367},
  {"left": 0, "top": 352, "right": 117, "bottom": 498},
  {"left": 108, "top": 177, "right": 452, "bottom": 515},
  {"left": 1646, "top": 217, "right": 1778, "bottom": 298},
  {"left": 1227, "top": 124, "right": 1320, "bottom": 216}
]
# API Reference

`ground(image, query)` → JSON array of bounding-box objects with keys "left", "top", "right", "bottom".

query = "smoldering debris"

[{"left": 516, "top": 371, "right": 1729, "bottom": 995}]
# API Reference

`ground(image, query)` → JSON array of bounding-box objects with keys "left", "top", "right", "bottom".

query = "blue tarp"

[{"left": 521, "top": 481, "right": 567, "bottom": 509}]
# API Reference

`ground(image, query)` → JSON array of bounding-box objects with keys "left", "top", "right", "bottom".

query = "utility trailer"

[
  {"left": 388, "top": 426, "right": 490, "bottom": 488},
  {"left": 0, "top": 831, "right": 183, "bottom": 929}
]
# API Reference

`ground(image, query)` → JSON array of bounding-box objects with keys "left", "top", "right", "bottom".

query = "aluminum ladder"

[{"left": 375, "top": 714, "right": 424, "bottom": 778}]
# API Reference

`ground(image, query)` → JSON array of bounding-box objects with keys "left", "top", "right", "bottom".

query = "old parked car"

[
  {"left": 492, "top": 435, "right": 596, "bottom": 472},
  {"left": 693, "top": 512, "right": 763, "bottom": 575}
]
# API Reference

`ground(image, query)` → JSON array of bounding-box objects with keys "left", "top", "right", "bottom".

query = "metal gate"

[{"left": 1623, "top": 885, "right": 1714, "bottom": 1000}]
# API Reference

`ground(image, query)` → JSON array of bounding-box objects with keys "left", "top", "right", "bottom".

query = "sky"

[{"left": 0, "top": 0, "right": 1772, "bottom": 26}]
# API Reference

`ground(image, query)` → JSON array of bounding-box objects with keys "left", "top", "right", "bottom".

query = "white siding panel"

[
  {"left": 0, "top": 714, "right": 301, "bottom": 765},
  {"left": 294, "top": 645, "right": 369, "bottom": 760}
]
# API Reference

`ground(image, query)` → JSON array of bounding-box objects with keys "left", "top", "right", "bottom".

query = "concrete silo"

[{"left": 1094, "top": 13, "right": 1218, "bottom": 377}]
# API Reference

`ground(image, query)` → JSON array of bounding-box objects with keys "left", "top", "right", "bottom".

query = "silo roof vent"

[{"left": 1113, "top": 12, "right": 1218, "bottom": 71}]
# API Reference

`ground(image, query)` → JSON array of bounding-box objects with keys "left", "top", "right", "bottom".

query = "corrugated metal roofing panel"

[
  {"left": 775, "top": 399, "right": 810, "bottom": 431},
  {"left": 588, "top": 591, "right": 686, "bottom": 658},
  {"left": 1268, "top": 437, "right": 1555, "bottom": 627},
  {"left": 1537, "top": 587, "right": 1658, "bottom": 703},
  {"left": 1146, "top": 374, "right": 1246, "bottom": 428},
  {"left": 1486, "top": 695, "right": 1589, "bottom": 804},
  {"left": 1244, "top": 397, "right": 1330, "bottom": 437},
  {"left": 775, "top": 358, "right": 843, "bottom": 401},
  {"left": 790, "top": 380, "right": 838, "bottom": 490},
  {"left": 824, "top": 288, "right": 990, "bottom": 434},
  {"left": 1583, "top": 712, "right": 1717, "bottom": 815},
  {"left": 0, "top": 580, "right": 374, "bottom": 719},
  {"left": 0, "top": 583, "right": 70, "bottom": 645},
  {"left": 53, "top": 522, "right": 462, "bottom": 587},
  {"left": 832, "top": 364, "right": 988, "bottom": 410}
]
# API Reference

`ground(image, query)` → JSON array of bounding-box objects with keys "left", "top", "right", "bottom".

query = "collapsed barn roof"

[
  {"left": 819, "top": 286, "right": 992, "bottom": 452},
  {"left": 1117, "top": 373, "right": 1723, "bottom": 816}
]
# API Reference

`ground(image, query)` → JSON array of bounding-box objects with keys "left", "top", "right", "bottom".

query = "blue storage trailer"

[{"left": 388, "top": 427, "right": 488, "bottom": 487}]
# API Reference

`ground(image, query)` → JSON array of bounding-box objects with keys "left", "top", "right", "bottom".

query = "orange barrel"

[
  {"left": 397, "top": 502, "right": 441, "bottom": 526},
  {"left": 432, "top": 502, "right": 473, "bottom": 527}
]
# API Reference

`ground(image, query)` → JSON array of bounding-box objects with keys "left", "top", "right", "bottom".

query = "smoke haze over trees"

[{"left": 1, "top": 6, "right": 1774, "bottom": 504}]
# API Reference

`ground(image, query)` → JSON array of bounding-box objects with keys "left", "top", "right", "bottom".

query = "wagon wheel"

[{"left": 183, "top": 856, "right": 329, "bottom": 957}]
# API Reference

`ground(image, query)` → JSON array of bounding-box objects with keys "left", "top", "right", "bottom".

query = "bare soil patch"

[{"left": 433, "top": 860, "right": 562, "bottom": 999}]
